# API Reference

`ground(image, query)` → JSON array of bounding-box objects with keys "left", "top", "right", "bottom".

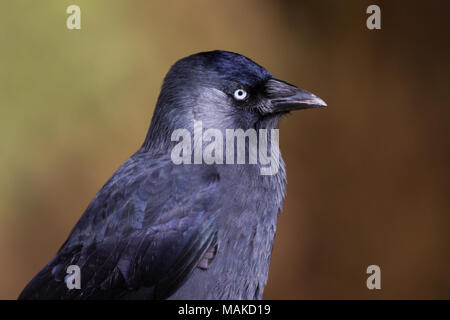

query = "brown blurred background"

[{"left": 0, "top": 0, "right": 449, "bottom": 299}]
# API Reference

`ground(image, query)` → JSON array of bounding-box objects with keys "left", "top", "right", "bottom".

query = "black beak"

[{"left": 264, "top": 78, "right": 327, "bottom": 114}]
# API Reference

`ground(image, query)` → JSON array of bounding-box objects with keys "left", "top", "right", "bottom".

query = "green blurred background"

[{"left": 1, "top": 0, "right": 449, "bottom": 299}]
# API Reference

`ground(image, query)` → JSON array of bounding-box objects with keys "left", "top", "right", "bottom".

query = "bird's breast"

[{"left": 170, "top": 164, "right": 286, "bottom": 299}]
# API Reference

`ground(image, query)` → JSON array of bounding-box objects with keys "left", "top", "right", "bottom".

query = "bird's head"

[{"left": 143, "top": 50, "right": 326, "bottom": 150}]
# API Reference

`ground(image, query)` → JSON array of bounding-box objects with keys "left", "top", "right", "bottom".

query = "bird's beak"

[{"left": 264, "top": 78, "right": 327, "bottom": 114}]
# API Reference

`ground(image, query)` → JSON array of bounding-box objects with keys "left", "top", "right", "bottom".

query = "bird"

[{"left": 18, "top": 50, "right": 326, "bottom": 300}]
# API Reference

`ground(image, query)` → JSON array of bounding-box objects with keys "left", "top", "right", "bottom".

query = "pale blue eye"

[{"left": 233, "top": 89, "right": 247, "bottom": 100}]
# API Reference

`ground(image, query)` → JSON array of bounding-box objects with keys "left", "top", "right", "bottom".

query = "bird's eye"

[{"left": 233, "top": 89, "right": 248, "bottom": 101}]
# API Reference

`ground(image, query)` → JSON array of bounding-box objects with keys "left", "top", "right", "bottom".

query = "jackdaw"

[{"left": 19, "top": 50, "right": 326, "bottom": 300}]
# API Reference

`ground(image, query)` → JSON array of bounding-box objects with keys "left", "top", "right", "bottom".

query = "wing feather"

[{"left": 19, "top": 154, "right": 221, "bottom": 299}]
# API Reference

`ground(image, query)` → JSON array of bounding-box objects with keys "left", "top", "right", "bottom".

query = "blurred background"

[{"left": 0, "top": 0, "right": 449, "bottom": 299}]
